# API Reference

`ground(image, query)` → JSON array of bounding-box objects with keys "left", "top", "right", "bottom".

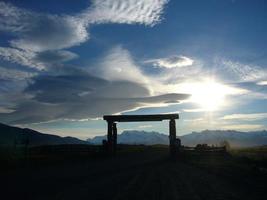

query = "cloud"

[
  {"left": 221, "top": 124, "right": 265, "bottom": 131},
  {"left": 33, "top": 50, "right": 78, "bottom": 64},
  {"left": 10, "top": 16, "right": 88, "bottom": 52},
  {"left": 81, "top": 0, "right": 169, "bottom": 26},
  {"left": 257, "top": 81, "right": 267, "bottom": 86},
  {"left": 0, "top": 2, "right": 30, "bottom": 33},
  {"left": 229, "top": 81, "right": 267, "bottom": 100},
  {"left": 0, "top": 78, "right": 33, "bottom": 115},
  {"left": 219, "top": 59, "right": 267, "bottom": 82},
  {"left": 90, "top": 46, "right": 195, "bottom": 98},
  {"left": 0, "top": 0, "right": 169, "bottom": 52},
  {"left": 0, "top": 1, "right": 194, "bottom": 125},
  {"left": 0, "top": 43, "right": 190, "bottom": 125},
  {"left": 0, "top": 2, "right": 88, "bottom": 52},
  {"left": 0, "top": 71, "right": 189, "bottom": 124},
  {"left": 0, "top": 66, "right": 35, "bottom": 81},
  {"left": 92, "top": 46, "right": 149, "bottom": 84},
  {"left": 0, "top": 47, "right": 78, "bottom": 70},
  {"left": 0, "top": 47, "right": 45, "bottom": 70},
  {"left": 0, "top": 1, "right": 169, "bottom": 71},
  {"left": 0, "top": 107, "right": 15, "bottom": 114},
  {"left": 145, "top": 55, "right": 194, "bottom": 68},
  {"left": 221, "top": 113, "right": 267, "bottom": 121}
]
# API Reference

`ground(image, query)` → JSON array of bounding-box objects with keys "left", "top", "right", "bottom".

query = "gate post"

[
  {"left": 112, "top": 122, "right": 117, "bottom": 154},
  {"left": 107, "top": 121, "right": 113, "bottom": 154},
  {"left": 169, "top": 119, "right": 177, "bottom": 157}
]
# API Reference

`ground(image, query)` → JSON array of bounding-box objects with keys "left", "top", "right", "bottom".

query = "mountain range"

[
  {"left": 1, "top": 122, "right": 267, "bottom": 147},
  {"left": 87, "top": 130, "right": 267, "bottom": 147}
]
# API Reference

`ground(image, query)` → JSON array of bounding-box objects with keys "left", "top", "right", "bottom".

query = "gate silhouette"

[{"left": 103, "top": 114, "right": 179, "bottom": 157}]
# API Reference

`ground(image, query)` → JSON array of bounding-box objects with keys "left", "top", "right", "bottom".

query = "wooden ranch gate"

[{"left": 103, "top": 114, "right": 179, "bottom": 157}]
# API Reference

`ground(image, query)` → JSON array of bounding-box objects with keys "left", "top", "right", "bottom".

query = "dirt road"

[{"left": 1, "top": 147, "right": 267, "bottom": 200}]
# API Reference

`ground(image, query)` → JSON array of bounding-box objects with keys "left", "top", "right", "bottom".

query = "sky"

[{"left": 0, "top": 0, "right": 267, "bottom": 139}]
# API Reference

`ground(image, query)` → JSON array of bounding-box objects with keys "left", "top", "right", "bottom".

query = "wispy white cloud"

[
  {"left": 0, "top": 2, "right": 88, "bottom": 52},
  {"left": 221, "top": 113, "right": 267, "bottom": 121},
  {"left": 219, "top": 59, "right": 267, "bottom": 82},
  {"left": 0, "top": 43, "right": 190, "bottom": 125},
  {"left": 0, "top": 47, "right": 78, "bottom": 70},
  {"left": 0, "top": 1, "right": 169, "bottom": 70},
  {"left": 81, "top": 0, "right": 169, "bottom": 26},
  {"left": 257, "top": 81, "right": 267, "bottom": 86},
  {"left": 0, "top": 1, "right": 169, "bottom": 51},
  {"left": 10, "top": 16, "right": 88, "bottom": 52},
  {"left": 0, "top": 47, "right": 45, "bottom": 70},
  {"left": 0, "top": 2, "right": 30, "bottom": 32},
  {"left": 145, "top": 55, "right": 194, "bottom": 68},
  {"left": 221, "top": 124, "right": 265, "bottom": 131},
  {"left": 0, "top": 66, "right": 35, "bottom": 80},
  {"left": 92, "top": 46, "right": 149, "bottom": 85}
]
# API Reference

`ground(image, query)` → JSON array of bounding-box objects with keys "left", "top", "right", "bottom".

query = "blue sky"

[{"left": 0, "top": 0, "right": 267, "bottom": 139}]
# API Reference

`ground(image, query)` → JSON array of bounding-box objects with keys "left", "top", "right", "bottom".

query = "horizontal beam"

[{"left": 103, "top": 114, "right": 179, "bottom": 122}]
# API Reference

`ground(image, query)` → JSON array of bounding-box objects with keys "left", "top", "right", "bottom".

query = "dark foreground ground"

[{"left": 1, "top": 145, "right": 267, "bottom": 200}]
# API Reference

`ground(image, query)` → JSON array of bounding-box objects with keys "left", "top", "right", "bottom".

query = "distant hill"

[
  {"left": 87, "top": 129, "right": 267, "bottom": 147},
  {"left": 0, "top": 123, "right": 87, "bottom": 146},
  {"left": 88, "top": 130, "right": 169, "bottom": 145}
]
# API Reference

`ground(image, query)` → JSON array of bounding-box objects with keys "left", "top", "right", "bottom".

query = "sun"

[
  {"left": 177, "top": 78, "right": 244, "bottom": 112},
  {"left": 190, "top": 81, "right": 227, "bottom": 111}
]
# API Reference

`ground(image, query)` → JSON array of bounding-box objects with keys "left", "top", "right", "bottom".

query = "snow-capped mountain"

[
  {"left": 87, "top": 130, "right": 267, "bottom": 147},
  {"left": 87, "top": 130, "right": 169, "bottom": 145}
]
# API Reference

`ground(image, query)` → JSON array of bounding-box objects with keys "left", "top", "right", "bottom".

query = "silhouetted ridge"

[{"left": 0, "top": 122, "right": 87, "bottom": 146}]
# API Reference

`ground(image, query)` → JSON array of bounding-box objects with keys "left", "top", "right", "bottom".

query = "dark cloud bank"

[{"left": 0, "top": 67, "right": 189, "bottom": 125}]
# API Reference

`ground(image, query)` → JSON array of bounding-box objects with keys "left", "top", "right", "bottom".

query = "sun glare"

[
  {"left": 190, "top": 81, "right": 227, "bottom": 111},
  {"left": 177, "top": 79, "right": 245, "bottom": 112}
]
